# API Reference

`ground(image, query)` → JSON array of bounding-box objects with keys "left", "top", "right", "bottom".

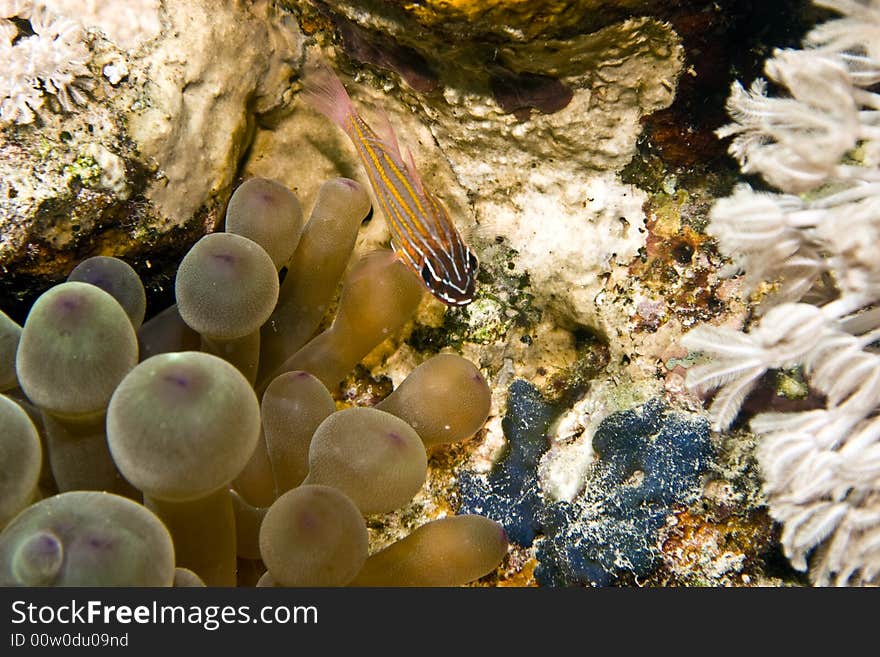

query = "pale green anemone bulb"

[
  {"left": 67, "top": 255, "right": 147, "bottom": 329},
  {"left": 304, "top": 407, "right": 427, "bottom": 515},
  {"left": 263, "top": 249, "right": 423, "bottom": 391},
  {"left": 377, "top": 353, "right": 491, "bottom": 447},
  {"left": 175, "top": 232, "right": 279, "bottom": 383},
  {"left": 15, "top": 282, "right": 138, "bottom": 496},
  {"left": 107, "top": 351, "right": 260, "bottom": 586},
  {"left": 257, "top": 177, "right": 371, "bottom": 384},
  {"left": 0, "top": 395, "right": 42, "bottom": 528},
  {"left": 259, "top": 485, "right": 368, "bottom": 587},
  {"left": 350, "top": 515, "right": 509, "bottom": 586},
  {"left": 0, "top": 491, "right": 175, "bottom": 586}
]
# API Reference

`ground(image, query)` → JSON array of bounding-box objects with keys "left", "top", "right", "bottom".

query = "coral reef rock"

[
  {"left": 0, "top": 0, "right": 303, "bottom": 319},
  {"left": 256, "top": 2, "right": 683, "bottom": 353}
]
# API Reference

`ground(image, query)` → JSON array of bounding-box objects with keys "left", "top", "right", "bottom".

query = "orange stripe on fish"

[{"left": 302, "top": 62, "right": 478, "bottom": 306}]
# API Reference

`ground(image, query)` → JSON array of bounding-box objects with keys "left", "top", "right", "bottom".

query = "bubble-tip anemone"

[
  {"left": 263, "top": 249, "right": 423, "bottom": 390},
  {"left": 107, "top": 351, "right": 260, "bottom": 502},
  {"left": 224, "top": 177, "right": 305, "bottom": 270},
  {"left": 16, "top": 281, "right": 138, "bottom": 419},
  {"left": 107, "top": 351, "right": 262, "bottom": 585},
  {"left": 257, "top": 177, "right": 371, "bottom": 383},
  {"left": 0, "top": 491, "right": 175, "bottom": 586},
  {"left": 262, "top": 371, "right": 335, "bottom": 496},
  {"left": 175, "top": 232, "right": 279, "bottom": 342},
  {"left": 259, "top": 485, "right": 368, "bottom": 586},
  {"left": 0, "top": 310, "right": 21, "bottom": 392},
  {"left": 0, "top": 394, "right": 42, "bottom": 528},
  {"left": 304, "top": 407, "right": 428, "bottom": 514},
  {"left": 377, "top": 353, "right": 491, "bottom": 447},
  {"left": 1, "top": 175, "right": 505, "bottom": 587},
  {"left": 67, "top": 255, "right": 147, "bottom": 329},
  {"left": 350, "top": 515, "right": 509, "bottom": 586}
]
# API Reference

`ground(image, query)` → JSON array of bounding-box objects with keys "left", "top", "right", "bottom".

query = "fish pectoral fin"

[{"left": 385, "top": 238, "right": 420, "bottom": 274}]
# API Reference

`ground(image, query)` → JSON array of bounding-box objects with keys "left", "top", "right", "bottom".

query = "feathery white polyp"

[
  {"left": 682, "top": 0, "right": 880, "bottom": 585},
  {"left": 0, "top": 0, "right": 91, "bottom": 127}
]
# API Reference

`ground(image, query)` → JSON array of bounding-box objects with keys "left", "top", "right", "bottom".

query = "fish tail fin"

[{"left": 300, "top": 60, "right": 357, "bottom": 130}]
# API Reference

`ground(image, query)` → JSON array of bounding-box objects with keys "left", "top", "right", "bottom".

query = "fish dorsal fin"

[
  {"left": 371, "top": 108, "right": 404, "bottom": 161},
  {"left": 404, "top": 146, "right": 427, "bottom": 198},
  {"left": 364, "top": 108, "right": 428, "bottom": 199}
]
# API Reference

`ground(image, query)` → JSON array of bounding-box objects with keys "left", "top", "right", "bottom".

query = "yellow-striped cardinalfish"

[{"left": 302, "top": 64, "right": 478, "bottom": 306}]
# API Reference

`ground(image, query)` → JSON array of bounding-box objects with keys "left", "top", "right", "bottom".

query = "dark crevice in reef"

[
  {"left": 542, "top": 326, "right": 610, "bottom": 408},
  {"left": 487, "top": 65, "right": 574, "bottom": 121},
  {"left": 333, "top": 10, "right": 441, "bottom": 93},
  {"left": 0, "top": 192, "right": 215, "bottom": 326},
  {"left": 135, "top": 214, "right": 220, "bottom": 324},
  {"left": 760, "top": 533, "right": 812, "bottom": 586},
  {"left": 625, "top": 0, "right": 828, "bottom": 196},
  {"left": 307, "top": 0, "right": 442, "bottom": 94}
]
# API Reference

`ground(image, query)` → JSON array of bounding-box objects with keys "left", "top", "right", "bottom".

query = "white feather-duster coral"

[
  {"left": 0, "top": 1, "right": 91, "bottom": 126},
  {"left": 683, "top": 0, "right": 880, "bottom": 585}
]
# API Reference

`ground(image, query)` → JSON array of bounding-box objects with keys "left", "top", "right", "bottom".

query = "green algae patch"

[{"left": 410, "top": 244, "right": 538, "bottom": 351}]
